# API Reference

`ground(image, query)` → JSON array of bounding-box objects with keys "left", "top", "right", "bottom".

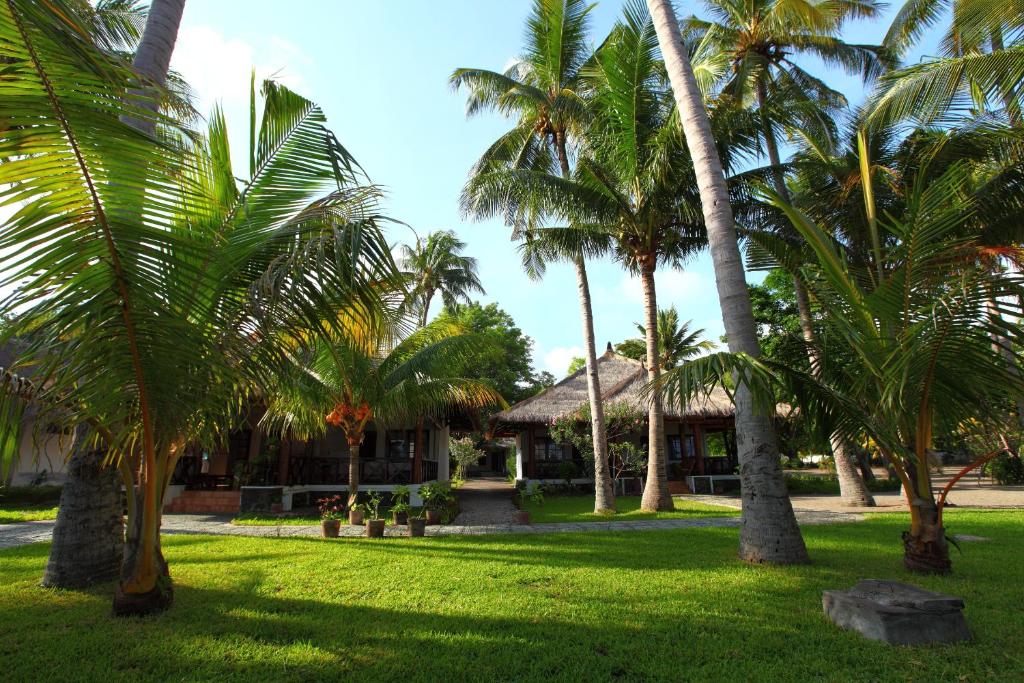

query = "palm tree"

[
  {"left": 658, "top": 153, "right": 1024, "bottom": 573},
  {"left": 636, "top": 308, "right": 715, "bottom": 370},
  {"left": 401, "top": 230, "right": 485, "bottom": 328},
  {"left": 646, "top": 0, "right": 809, "bottom": 563},
  {"left": 451, "top": 0, "right": 616, "bottom": 514},
  {"left": 122, "top": 0, "right": 186, "bottom": 135},
  {"left": 262, "top": 319, "right": 505, "bottom": 506},
  {"left": 689, "top": 0, "right": 886, "bottom": 507},
  {"left": 35, "top": 0, "right": 179, "bottom": 592},
  {"left": 481, "top": 3, "right": 767, "bottom": 510},
  {"left": 1, "top": 2, "right": 396, "bottom": 613},
  {"left": 875, "top": 0, "right": 1024, "bottom": 125}
]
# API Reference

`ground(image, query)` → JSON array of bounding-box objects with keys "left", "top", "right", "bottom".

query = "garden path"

[{"left": 0, "top": 507, "right": 860, "bottom": 549}]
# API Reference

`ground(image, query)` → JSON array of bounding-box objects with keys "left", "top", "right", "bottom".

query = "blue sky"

[{"left": 172, "top": 1, "right": 941, "bottom": 377}]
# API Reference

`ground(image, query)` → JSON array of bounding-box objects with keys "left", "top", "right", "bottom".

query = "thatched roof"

[{"left": 492, "top": 349, "right": 735, "bottom": 428}]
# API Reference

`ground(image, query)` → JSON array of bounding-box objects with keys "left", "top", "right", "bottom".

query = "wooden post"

[
  {"left": 412, "top": 421, "right": 424, "bottom": 484},
  {"left": 694, "top": 423, "right": 706, "bottom": 475},
  {"left": 277, "top": 432, "right": 292, "bottom": 486},
  {"left": 526, "top": 427, "right": 536, "bottom": 478}
]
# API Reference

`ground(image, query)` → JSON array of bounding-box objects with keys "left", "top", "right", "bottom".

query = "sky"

[{"left": 171, "top": 0, "right": 942, "bottom": 378}]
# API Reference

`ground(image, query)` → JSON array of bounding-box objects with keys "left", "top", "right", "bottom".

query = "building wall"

[{"left": 8, "top": 422, "right": 73, "bottom": 486}]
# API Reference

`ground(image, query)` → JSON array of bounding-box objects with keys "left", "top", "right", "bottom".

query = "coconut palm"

[
  {"left": 687, "top": 0, "right": 888, "bottom": 507},
  {"left": 479, "top": 3, "right": 768, "bottom": 511},
  {"left": 40, "top": 0, "right": 185, "bottom": 592},
  {"left": 0, "top": 2, "right": 397, "bottom": 614},
  {"left": 401, "top": 230, "right": 485, "bottom": 328},
  {"left": 646, "top": 0, "right": 809, "bottom": 563},
  {"left": 657, "top": 154, "right": 1024, "bottom": 573},
  {"left": 451, "top": 0, "right": 616, "bottom": 514},
  {"left": 873, "top": 0, "right": 1024, "bottom": 124},
  {"left": 636, "top": 308, "right": 715, "bottom": 370},
  {"left": 261, "top": 319, "right": 505, "bottom": 507}
]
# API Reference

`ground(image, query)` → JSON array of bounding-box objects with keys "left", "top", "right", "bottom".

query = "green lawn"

[
  {"left": 2, "top": 511, "right": 1021, "bottom": 681},
  {"left": 522, "top": 494, "right": 740, "bottom": 523},
  {"left": 0, "top": 506, "right": 59, "bottom": 524}
]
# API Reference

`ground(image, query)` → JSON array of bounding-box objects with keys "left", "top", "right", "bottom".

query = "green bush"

[
  {"left": 784, "top": 474, "right": 901, "bottom": 495},
  {"left": 0, "top": 485, "right": 62, "bottom": 507},
  {"left": 986, "top": 453, "right": 1024, "bottom": 485},
  {"left": 505, "top": 453, "right": 517, "bottom": 483}
]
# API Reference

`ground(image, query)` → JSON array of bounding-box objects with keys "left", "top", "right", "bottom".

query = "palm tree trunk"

[
  {"left": 554, "top": 131, "right": 613, "bottom": 514},
  {"left": 42, "top": 435, "right": 123, "bottom": 589},
  {"left": 114, "top": 453, "right": 171, "bottom": 616},
  {"left": 575, "top": 256, "right": 615, "bottom": 513},
  {"left": 109, "top": 0, "right": 187, "bottom": 616},
  {"left": 122, "top": 0, "right": 187, "bottom": 136},
  {"left": 639, "top": 258, "right": 673, "bottom": 511},
  {"left": 903, "top": 483, "right": 950, "bottom": 574},
  {"left": 647, "top": 0, "right": 808, "bottom": 563},
  {"left": 348, "top": 437, "right": 361, "bottom": 508},
  {"left": 755, "top": 78, "right": 874, "bottom": 508}
]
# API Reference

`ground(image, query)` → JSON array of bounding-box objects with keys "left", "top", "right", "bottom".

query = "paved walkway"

[
  {"left": 452, "top": 476, "right": 520, "bottom": 525},
  {"left": 0, "top": 507, "right": 864, "bottom": 549}
]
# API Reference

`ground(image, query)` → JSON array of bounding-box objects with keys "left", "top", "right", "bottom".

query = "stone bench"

[{"left": 823, "top": 579, "right": 971, "bottom": 645}]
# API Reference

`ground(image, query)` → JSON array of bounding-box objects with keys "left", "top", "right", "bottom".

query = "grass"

[
  {"left": 0, "top": 511, "right": 1021, "bottom": 681},
  {"left": 0, "top": 486, "right": 62, "bottom": 524},
  {"left": 522, "top": 494, "right": 740, "bottom": 523},
  {"left": 0, "top": 506, "right": 59, "bottom": 524}
]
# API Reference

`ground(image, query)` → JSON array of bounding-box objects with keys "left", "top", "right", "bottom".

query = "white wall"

[{"left": 8, "top": 422, "right": 73, "bottom": 486}]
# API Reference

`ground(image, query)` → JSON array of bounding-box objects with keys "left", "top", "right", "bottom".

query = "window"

[
  {"left": 534, "top": 437, "right": 569, "bottom": 462},
  {"left": 667, "top": 434, "right": 695, "bottom": 461}
]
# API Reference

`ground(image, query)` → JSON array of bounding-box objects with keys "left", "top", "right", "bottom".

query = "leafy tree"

[
  {"left": 565, "top": 357, "right": 586, "bottom": 376},
  {"left": 632, "top": 307, "right": 714, "bottom": 369},
  {"left": 747, "top": 270, "right": 805, "bottom": 368},
  {"left": 435, "top": 303, "right": 551, "bottom": 407},
  {"left": 400, "top": 230, "right": 485, "bottom": 328}
]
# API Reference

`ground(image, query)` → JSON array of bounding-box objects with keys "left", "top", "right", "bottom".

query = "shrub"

[
  {"left": 505, "top": 452, "right": 517, "bottom": 483},
  {"left": 784, "top": 473, "right": 902, "bottom": 495},
  {"left": 0, "top": 485, "right": 63, "bottom": 507},
  {"left": 449, "top": 436, "right": 482, "bottom": 480},
  {"left": 986, "top": 453, "right": 1024, "bottom": 485}
]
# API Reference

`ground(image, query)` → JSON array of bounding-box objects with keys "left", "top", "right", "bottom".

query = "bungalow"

[
  {"left": 166, "top": 413, "right": 454, "bottom": 513},
  {"left": 491, "top": 347, "right": 740, "bottom": 494}
]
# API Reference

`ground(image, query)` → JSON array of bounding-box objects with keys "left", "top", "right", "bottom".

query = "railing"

[
  {"left": 420, "top": 460, "right": 439, "bottom": 482},
  {"left": 286, "top": 457, "right": 415, "bottom": 485}
]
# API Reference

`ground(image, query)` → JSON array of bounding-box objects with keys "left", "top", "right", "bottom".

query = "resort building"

[{"left": 491, "top": 348, "right": 740, "bottom": 494}]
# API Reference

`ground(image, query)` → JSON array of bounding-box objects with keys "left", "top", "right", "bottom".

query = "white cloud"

[
  {"left": 171, "top": 25, "right": 310, "bottom": 112},
  {"left": 539, "top": 345, "right": 583, "bottom": 377}
]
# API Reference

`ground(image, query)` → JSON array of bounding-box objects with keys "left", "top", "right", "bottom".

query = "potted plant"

[
  {"left": 365, "top": 491, "right": 385, "bottom": 538},
  {"left": 515, "top": 483, "right": 543, "bottom": 525},
  {"left": 348, "top": 500, "right": 366, "bottom": 526},
  {"left": 318, "top": 495, "right": 345, "bottom": 538},
  {"left": 391, "top": 485, "right": 411, "bottom": 525},
  {"left": 420, "top": 481, "right": 452, "bottom": 525}
]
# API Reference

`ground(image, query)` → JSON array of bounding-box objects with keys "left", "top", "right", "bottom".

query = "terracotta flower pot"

[
  {"left": 408, "top": 517, "right": 426, "bottom": 537},
  {"left": 349, "top": 509, "right": 365, "bottom": 525},
  {"left": 366, "top": 519, "right": 385, "bottom": 538},
  {"left": 392, "top": 510, "right": 408, "bottom": 525},
  {"left": 425, "top": 508, "right": 442, "bottom": 525},
  {"left": 321, "top": 519, "right": 341, "bottom": 538},
  {"left": 514, "top": 510, "right": 530, "bottom": 525}
]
